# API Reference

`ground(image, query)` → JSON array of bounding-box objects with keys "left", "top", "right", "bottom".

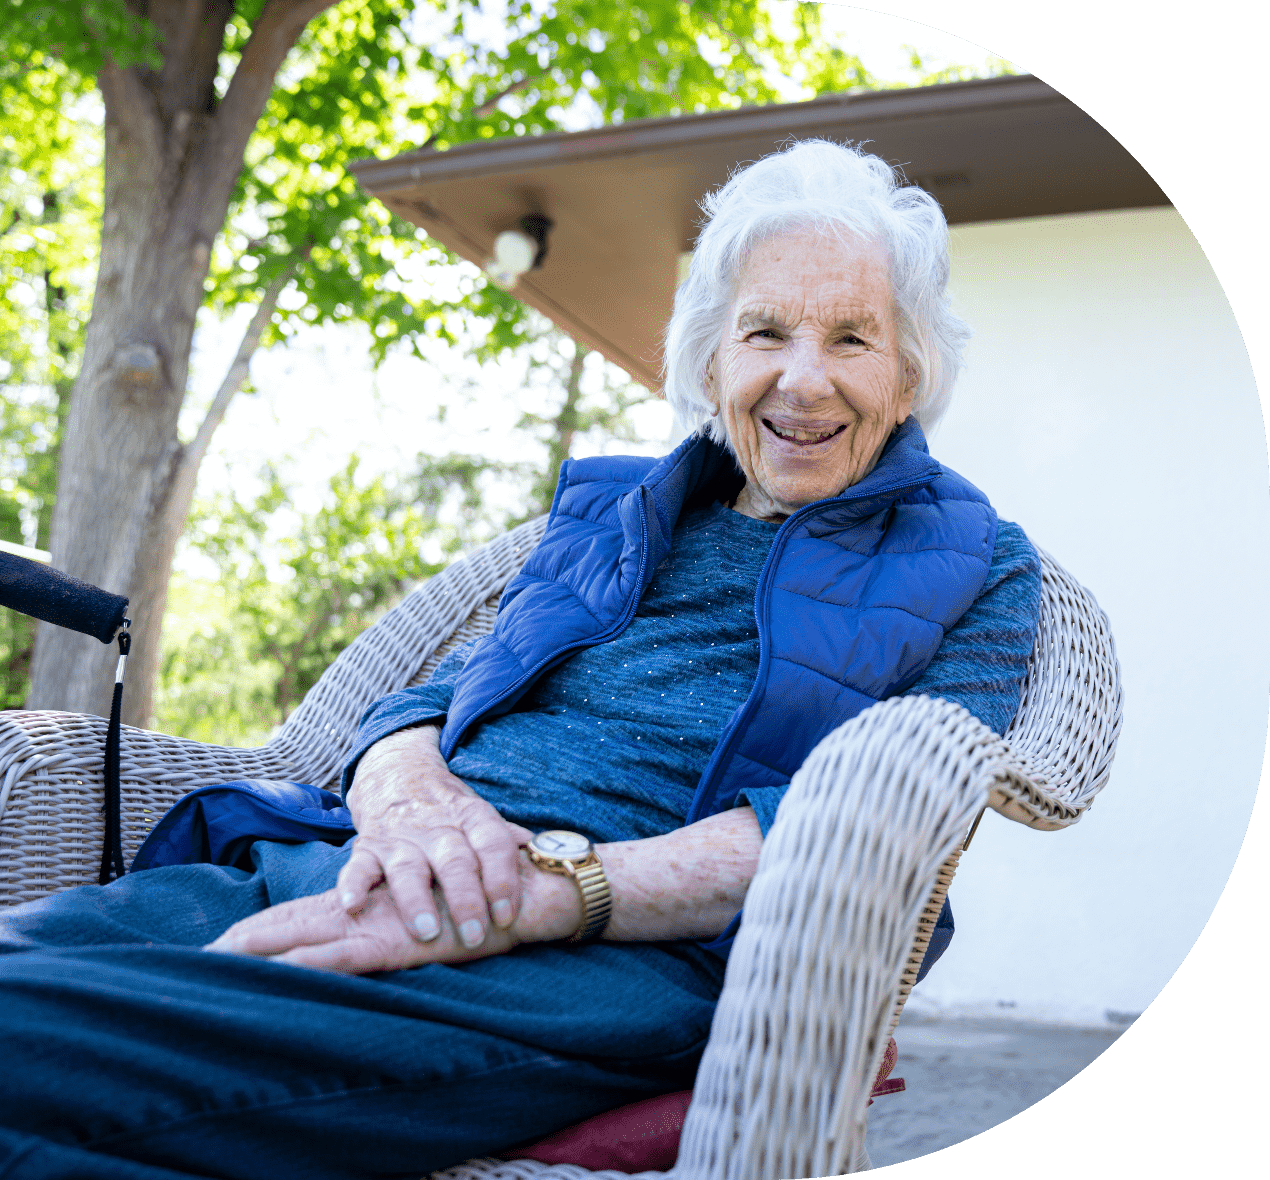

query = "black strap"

[{"left": 98, "top": 626, "right": 130, "bottom": 885}]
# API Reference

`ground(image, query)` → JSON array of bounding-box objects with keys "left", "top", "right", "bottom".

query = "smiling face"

[{"left": 708, "top": 227, "right": 915, "bottom": 521}]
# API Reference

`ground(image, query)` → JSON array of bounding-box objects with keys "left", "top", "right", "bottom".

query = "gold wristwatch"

[{"left": 526, "top": 830, "right": 612, "bottom": 943}]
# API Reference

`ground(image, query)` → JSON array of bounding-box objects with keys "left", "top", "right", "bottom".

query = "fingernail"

[
  {"left": 459, "top": 919, "right": 485, "bottom": 948},
  {"left": 491, "top": 899, "right": 513, "bottom": 928},
  {"left": 341, "top": 892, "right": 356, "bottom": 910},
  {"left": 414, "top": 913, "right": 440, "bottom": 941}
]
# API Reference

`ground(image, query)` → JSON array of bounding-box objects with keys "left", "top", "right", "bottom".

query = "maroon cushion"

[
  {"left": 501, "top": 1037, "right": 903, "bottom": 1171},
  {"left": 500, "top": 1089, "right": 693, "bottom": 1172},
  {"left": 869, "top": 1035, "right": 904, "bottom": 1104}
]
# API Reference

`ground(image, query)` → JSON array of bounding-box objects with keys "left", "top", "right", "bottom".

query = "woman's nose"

[{"left": 775, "top": 340, "right": 835, "bottom": 403}]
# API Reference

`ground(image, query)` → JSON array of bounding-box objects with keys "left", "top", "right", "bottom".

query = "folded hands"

[{"left": 206, "top": 722, "right": 765, "bottom": 975}]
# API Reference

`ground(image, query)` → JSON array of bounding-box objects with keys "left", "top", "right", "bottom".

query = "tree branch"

[
  {"left": 414, "top": 75, "right": 543, "bottom": 149},
  {"left": 179, "top": 249, "right": 308, "bottom": 487},
  {"left": 193, "top": 0, "right": 334, "bottom": 216},
  {"left": 472, "top": 75, "right": 540, "bottom": 119},
  {"left": 142, "top": 245, "right": 308, "bottom": 663}
]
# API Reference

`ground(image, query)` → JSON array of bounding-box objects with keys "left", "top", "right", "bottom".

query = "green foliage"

[
  {"left": 901, "top": 46, "right": 1017, "bottom": 87},
  {"left": 0, "top": 401, "right": 50, "bottom": 700},
  {"left": 0, "top": 1, "right": 162, "bottom": 79},
  {"left": 0, "top": 43, "right": 101, "bottom": 539},
  {"left": 157, "top": 457, "right": 449, "bottom": 742},
  {"left": 509, "top": 324, "right": 653, "bottom": 514},
  {"left": 0, "top": 47, "right": 101, "bottom": 706},
  {"left": 155, "top": 442, "right": 536, "bottom": 742},
  {"left": 153, "top": 316, "right": 643, "bottom": 744},
  {"left": 0, "top": 597, "right": 37, "bottom": 710}
]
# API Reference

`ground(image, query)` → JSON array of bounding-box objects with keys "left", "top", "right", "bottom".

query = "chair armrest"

[
  {"left": 0, "top": 710, "right": 297, "bottom": 905},
  {"left": 426, "top": 1153, "right": 665, "bottom": 1173},
  {"left": 991, "top": 549, "right": 1123, "bottom": 830},
  {"left": 677, "top": 694, "right": 1006, "bottom": 1178},
  {"left": 430, "top": 1161, "right": 665, "bottom": 1179},
  {"left": 429, "top": 695, "right": 1071, "bottom": 1180}
]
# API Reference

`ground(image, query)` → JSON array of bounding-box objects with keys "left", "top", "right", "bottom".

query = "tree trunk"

[
  {"left": 533, "top": 346, "right": 589, "bottom": 512},
  {"left": 26, "top": 0, "right": 332, "bottom": 724}
]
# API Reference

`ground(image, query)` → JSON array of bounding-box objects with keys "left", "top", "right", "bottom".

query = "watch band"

[{"left": 565, "top": 854, "right": 613, "bottom": 944}]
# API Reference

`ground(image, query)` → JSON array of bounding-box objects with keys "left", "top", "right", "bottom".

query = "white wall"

[{"left": 909, "top": 206, "right": 1268, "bottom": 1026}]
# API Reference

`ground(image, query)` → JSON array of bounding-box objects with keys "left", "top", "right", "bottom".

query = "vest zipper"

[{"left": 684, "top": 472, "right": 934, "bottom": 824}]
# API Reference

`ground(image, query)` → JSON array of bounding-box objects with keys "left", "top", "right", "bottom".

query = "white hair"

[{"left": 662, "top": 139, "right": 972, "bottom": 442}]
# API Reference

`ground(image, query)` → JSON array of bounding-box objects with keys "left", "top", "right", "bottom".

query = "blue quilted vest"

[{"left": 441, "top": 417, "right": 998, "bottom": 823}]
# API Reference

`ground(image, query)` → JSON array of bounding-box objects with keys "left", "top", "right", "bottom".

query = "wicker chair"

[{"left": 0, "top": 515, "right": 1122, "bottom": 1178}]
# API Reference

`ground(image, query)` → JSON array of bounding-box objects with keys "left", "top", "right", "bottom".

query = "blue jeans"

[{"left": 0, "top": 841, "right": 724, "bottom": 1179}]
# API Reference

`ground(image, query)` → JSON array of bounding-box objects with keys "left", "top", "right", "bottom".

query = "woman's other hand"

[
  {"left": 204, "top": 850, "right": 583, "bottom": 974},
  {"left": 341, "top": 724, "right": 533, "bottom": 951}
]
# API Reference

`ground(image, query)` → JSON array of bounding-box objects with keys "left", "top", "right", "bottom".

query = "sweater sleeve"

[
  {"left": 338, "top": 639, "right": 480, "bottom": 799},
  {"left": 732, "top": 519, "right": 1042, "bottom": 836}
]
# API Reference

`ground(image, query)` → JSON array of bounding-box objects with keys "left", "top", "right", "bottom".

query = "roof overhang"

[{"left": 350, "top": 75, "right": 1168, "bottom": 389}]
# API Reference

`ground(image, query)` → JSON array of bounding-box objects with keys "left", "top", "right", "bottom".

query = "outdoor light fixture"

[{"left": 483, "top": 213, "right": 553, "bottom": 289}]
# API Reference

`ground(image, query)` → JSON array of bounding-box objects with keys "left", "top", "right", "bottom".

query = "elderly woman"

[{"left": 0, "top": 141, "right": 1040, "bottom": 1178}]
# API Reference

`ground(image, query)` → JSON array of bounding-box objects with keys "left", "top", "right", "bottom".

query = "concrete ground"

[{"left": 864, "top": 1013, "right": 1124, "bottom": 1169}]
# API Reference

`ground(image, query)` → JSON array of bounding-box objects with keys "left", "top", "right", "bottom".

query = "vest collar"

[{"left": 636, "top": 415, "right": 940, "bottom": 536}]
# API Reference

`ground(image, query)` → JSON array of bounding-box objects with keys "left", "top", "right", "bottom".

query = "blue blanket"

[{"left": 131, "top": 780, "right": 355, "bottom": 873}]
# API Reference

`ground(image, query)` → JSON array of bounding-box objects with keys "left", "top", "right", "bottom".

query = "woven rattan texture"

[
  {"left": 675, "top": 696, "right": 1003, "bottom": 1179},
  {"left": 991, "top": 549, "right": 1123, "bottom": 828},
  {"left": 408, "top": 595, "right": 501, "bottom": 688},
  {"left": 0, "top": 523, "right": 1122, "bottom": 1179},
  {"left": 0, "top": 517, "right": 547, "bottom": 905},
  {"left": 430, "top": 1162, "right": 667, "bottom": 1180}
]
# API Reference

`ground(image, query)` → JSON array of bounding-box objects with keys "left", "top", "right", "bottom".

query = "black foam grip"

[{"left": 0, "top": 552, "right": 129, "bottom": 643}]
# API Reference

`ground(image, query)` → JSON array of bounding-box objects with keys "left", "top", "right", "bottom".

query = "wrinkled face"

[{"left": 708, "top": 227, "right": 915, "bottom": 521}]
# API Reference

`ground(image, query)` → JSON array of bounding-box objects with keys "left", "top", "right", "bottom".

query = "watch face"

[{"left": 531, "top": 830, "right": 592, "bottom": 860}]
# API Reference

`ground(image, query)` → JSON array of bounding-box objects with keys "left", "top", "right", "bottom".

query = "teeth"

[{"left": 771, "top": 423, "right": 837, "bottom": 443}]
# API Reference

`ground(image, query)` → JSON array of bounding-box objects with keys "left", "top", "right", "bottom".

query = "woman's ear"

[
  {"left": 703, "top": 356, "right": 720, "bottom": 416},
  {"left": 896, "top": 359, "right": 920, "bottom": 424}
]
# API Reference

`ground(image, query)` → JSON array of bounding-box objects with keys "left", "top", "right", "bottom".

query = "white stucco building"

[{"left": 911, "top": 204, "right": 1265, "bottom": 1026}]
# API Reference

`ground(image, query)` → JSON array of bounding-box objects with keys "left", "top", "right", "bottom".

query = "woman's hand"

[
  {"left": 205, "top": 805, "right": 767, "bottom": 972},
  {"left": 341, "top": 724, "right": 533, "bottom": 950},
  {"left": 205, "top": 850, "right": 583, "bottom": 974}
]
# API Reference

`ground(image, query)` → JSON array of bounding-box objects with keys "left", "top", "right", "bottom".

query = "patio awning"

[{"left": 349, "top": 75, "right": 1168, "bottom": 389}]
